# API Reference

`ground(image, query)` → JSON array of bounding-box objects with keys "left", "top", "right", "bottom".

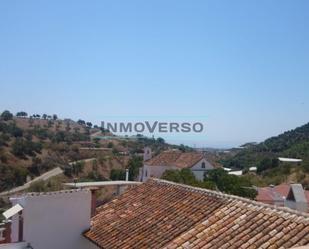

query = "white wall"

[
  {"left": 285, "top": 200, "right": 308, "bottom": 212},
  {"left": 142, "top": 158, "right": 215, "bottom": 182},
  {"left": 0, "top": 242, "right": 27, "bottom": 249},
  {"left": 10, "top": 190, "right": 98, "bottom": 249},
  {"left": 142, "top": 165, "right": 179, "bottom": 181},
  {"left": 191, "top": 158, "right": 214, "bottom": 181}
]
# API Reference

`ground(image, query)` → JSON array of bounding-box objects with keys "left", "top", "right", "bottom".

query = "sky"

[{"left": 0, "top": 0, "right": 308, "bottom": 148}]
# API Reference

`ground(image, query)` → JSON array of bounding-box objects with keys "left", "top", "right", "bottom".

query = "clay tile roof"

[
  {"left": 84, "top": 179, "right": 309, "bottom": 249},
  {"left": 145, "top": 151, "right": 205, "bottom": 168},
  {"left": 256, "top": 184, "right": 290, "bottom": 204},
  {"left": 256, "top": 184, "right": 309, "bottom": 204}
]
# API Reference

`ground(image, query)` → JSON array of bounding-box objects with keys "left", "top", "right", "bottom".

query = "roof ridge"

[
  {"left": 151, "top": 178, "right": 309, "bottom": 219},
  {"left": 10, "top": 189, "right": 89, "bottom": 198}
]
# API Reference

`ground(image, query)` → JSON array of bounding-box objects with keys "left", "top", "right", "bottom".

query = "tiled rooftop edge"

[
  {"left": 152, "top": 178, "right": 309, "bottom": 219},
  {"left": 10, "top": 188, "right": 89, "bottom": 199}
]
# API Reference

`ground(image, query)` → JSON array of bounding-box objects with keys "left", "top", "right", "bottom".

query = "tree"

[
  {"left": 127, "top": 156, "right": 143, "bottom": 180},
  {"left": 205, "top": 168, "right": 257, "bottom": 199},
  {"left": 162, "top": 168, "right": 197, "bottom": 186},
  {"left": 257, "top": 158, "right": 279, "bottom": 173},
  {"left": 47, "top": 120, "right": 53, "bottom": 128},
  {"left": 77, "top": 119, "right": 86, "bottom": 125},
  {"left": 65, "top": 122, "right": 71, "bottom": 132},
  {"left": 52, "top": 114, "right": 58, "bottom": 120},
  {"left": 93, "top": 137, "right": 100, "bottom": 148},
  {"left": 1, "top": 110, "right": 13, "bottom": 121},
  {"left": 28, "top": 180, "right": 47, "bottom": 192},
  {"left": 110, "top": 169, "right": 126, "bottom": 180},
  {"left": 112, "top": 148, "right": 119, "bottom": 155},
  {"left": 11, "top": 138, "right": 42, "bottom": 158},
  {"left": 93, "top": 137, "right": 100, "bottom": 144},
  {"left": 16, "top": 111, "right": 28, "bottom": 118},
  {"left": 42, "top": 114, "right": 47, "bottom": 120},
  {"left": 86, "top": 122, "right": 92, "bottom": 128},
  {"left": 179, "top": 144, "right": 186, "bottom": 152},
  {"left": 156, "top": 137, "right": 165, "bottom": 144},
  {"left": 72, "top": 161, "right": 85, "bottom": 176}
]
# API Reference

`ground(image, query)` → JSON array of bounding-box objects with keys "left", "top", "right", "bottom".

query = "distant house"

[
  {"left": 256, "top": 183, "right": 309, "bottom": 212},
  {"left": 278, "top": 157, "right": 303, "bottom": 163},
  {"left": 228, "top": 170, "right": 243, "bottom": 176},
  {"left": 141, "top": 150, "right": 216, "bottom": 181}
]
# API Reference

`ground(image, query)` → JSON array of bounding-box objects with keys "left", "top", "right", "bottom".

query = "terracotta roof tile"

[
  {"left": 84, "top": 179, "right": 309, "bottom": 248},
  {"left": 145, "top": 151, "right": 205, "bottom": 168},
  {"left": 256, "top": 183, "right": 309, "bottom": 204}
]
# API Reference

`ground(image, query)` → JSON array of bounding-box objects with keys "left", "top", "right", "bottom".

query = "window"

[
  {"left": 145, "top": 170, "right": 148, "bottom": 177},
  {"left": 201, "top": 162, "right": 206, "bottom": 169}
]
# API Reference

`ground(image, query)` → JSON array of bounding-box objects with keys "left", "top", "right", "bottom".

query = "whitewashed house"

[
  {"left": 1, "top": 190, "right": 98, "bottom": 249},
  {"left": 141, "top": 150, "right": 216, "bottom": 181}
]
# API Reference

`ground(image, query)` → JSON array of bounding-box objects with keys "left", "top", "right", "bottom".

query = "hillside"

[
  {"left": 0, "top": 110, "right": 179, "bottom": 193},
  {"left": 222, "top": 122, "right": 309, "bottom": 186}
]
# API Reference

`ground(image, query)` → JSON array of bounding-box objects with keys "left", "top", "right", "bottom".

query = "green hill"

[
  {"left": 222, "top": 122, "right": 309, "bottom": 172},
  {"left": 0, "top": 110, "right": 181, "bottom": 192}
]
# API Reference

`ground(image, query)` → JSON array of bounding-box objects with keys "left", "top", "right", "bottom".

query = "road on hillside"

[
  {"left": 0, "top": 158, "right": 96, "bottom": 197},
  {"left": 68, "top": 158, "right": 96, "bottom": 165}
]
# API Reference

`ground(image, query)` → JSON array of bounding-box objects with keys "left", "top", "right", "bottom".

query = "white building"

[
  {"left": 3, "top": 190, "right": 98, "bottom": 249},
  {"left": 141, "top": 150, "right": 216, "bottom": 181},
  {"left": 278, "top": 157, "right": 303, "bottom": 163}
]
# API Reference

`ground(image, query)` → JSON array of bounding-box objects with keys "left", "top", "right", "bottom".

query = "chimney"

[
  {"left": 90, "top": 188, "right": 98, "bottom": 217},
  {"left": 125, "top": 168, "right": 129, "bottom": 181},
  {"left": 0, "top": 221, "right": 11, "bottom": 244}
]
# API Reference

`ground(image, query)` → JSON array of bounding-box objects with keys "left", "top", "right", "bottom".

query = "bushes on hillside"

[
  {"left": 257, "top": 158, "right": 279, "bottom": 173},
  {"left": 28, "top": 180, "right": 47, "bottom": 192},
  {"left": 64, "top": 161, "right": 85, "bottom": 177},
  {"left": 11, "top": 138, "right": 42, "bottom": 158},
  {"left": 109, "top": 156, "right": 143, "bottom": 181},
  {"left": 50, "top": 130, "right": 90, "bottom": 143},
  {"left": 110, "top": 169, "right": 126, "bottom": 180},
  {"left": 0, "top": 122, "right": 23, "bottom": 137},
  {"left": 0, "top": 164, "right": 28, "bottom": 191}
]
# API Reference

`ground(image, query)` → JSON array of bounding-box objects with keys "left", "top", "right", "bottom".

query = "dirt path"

[{"left": 0, "top": 158, "right": 96, "bottom": 196}]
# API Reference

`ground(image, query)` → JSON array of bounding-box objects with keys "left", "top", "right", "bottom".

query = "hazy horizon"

[{"left": 1, "top": 1, "right": 308, "bottom": 148}]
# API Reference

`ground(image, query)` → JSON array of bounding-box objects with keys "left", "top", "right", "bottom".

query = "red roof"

[
  {"left": 84, "top": 179, "right": 309, "bottom": 248},
  {"left": 145, "top": 151, "right": 205, "bottom": 168},
  {"left": 256, "top": 183, "right": 309, "bottom": 204}
]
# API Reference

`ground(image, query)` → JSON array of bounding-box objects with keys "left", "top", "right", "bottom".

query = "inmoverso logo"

[
  {"left": 99, "top": 116, "right": 207, "bottom": 142},
  {"left": 102, "top": 121, "right": 204, "bottom": 133}
]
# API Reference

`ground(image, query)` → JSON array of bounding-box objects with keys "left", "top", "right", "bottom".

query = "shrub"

[
  {"left": 110, "top": 169, "right": 125, "bottom": 180},
  {"left": 28, "top": 180, "right": 47, "bottom": 192},
  {"left": 1, "top": 110, "right": 13, "bottom": 121},
  {"left": 11, "top": 138, "right": 42, "bottom": 158}
]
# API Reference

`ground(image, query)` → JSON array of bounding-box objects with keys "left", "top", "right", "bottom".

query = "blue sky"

[{"left": 0, "top": 0, "right": 308, "bottom": 148}]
